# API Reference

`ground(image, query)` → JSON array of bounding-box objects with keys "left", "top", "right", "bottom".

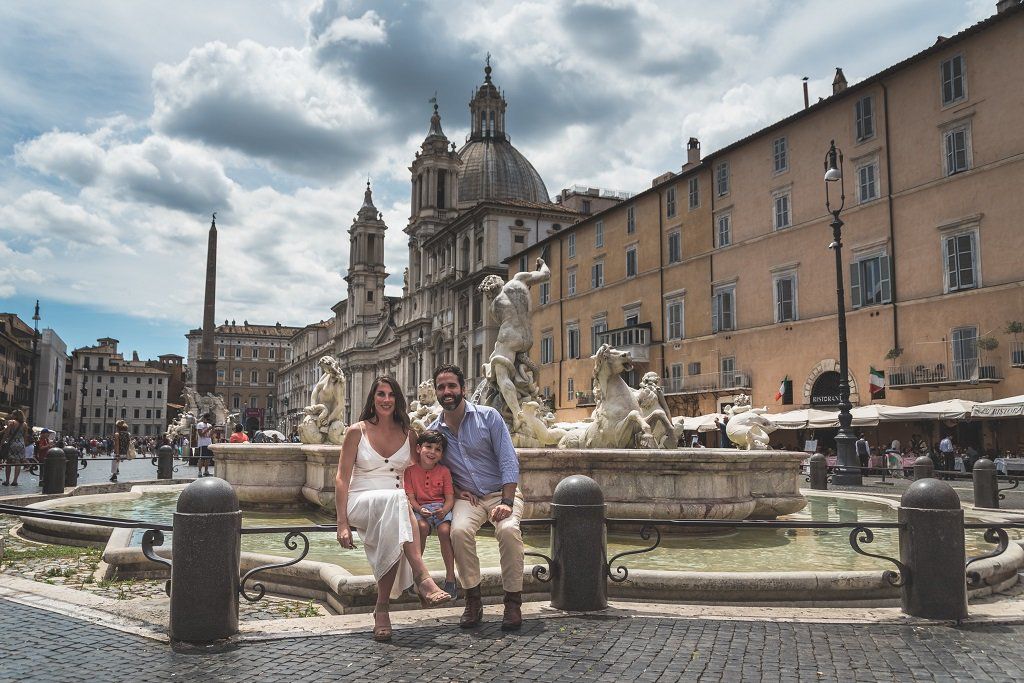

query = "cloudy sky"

[{"left": 0, "top": 0, "right": 993, "bottom": 359}]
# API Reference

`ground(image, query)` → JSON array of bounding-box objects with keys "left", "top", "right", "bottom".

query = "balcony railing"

[
  {"left": 597, "top": 323, "right": 651, "bottom": 362},
  {"left": 1011, "top": 341, "right": 1024, "bottom": 368},
  {"left": 887, "top": 357, "right": 1003, "bottom": 388},
  {"left": 663, "top": 370, "right": 751, "bottom": 395}
]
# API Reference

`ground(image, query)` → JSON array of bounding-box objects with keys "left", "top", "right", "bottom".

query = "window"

[
  {"left": 857, "top": 161, "right": 879, "bottom": 203},
  {"left": 567, "top": 377, "right": 575, "bottom": 400},
  {"left": 774, "top": 273, "right": 797, "bottom": 323},
  {"left": 218, "top": 346, "right": 225, "bottom": 359},
  {"left": 157, "top": 391, "right": 162, "bottom": 399},
  {"left": 941, "top": 54, "right": 965, "bottom": 106},
  {"left": 518, "top": 254, "right": 528, "bottom": 272},
  {"left": 251, "top": 370, "right": 259, "bottom": 384},
  {"left": 232, "top": 395, "right": 240, "bottom": 409},
  {"left": 133, "top": 408, "right": 140, "bottom": 419},
  {"left": 107, "top": 407, "right": 113, "bottom": 418},
  {"left": 540, "top": 335, "right": 554, "bottom": 364},
  {"left": 94, "top": 408, "right": 100, "bottom": 418},
  {"left": 269, "top": 348, "right": 276, "bottom": 360},
  {"left": 944, "top": 125, "right": 970, "bottom": 175},
  {"left": 625, "top": 311, "right": 639, "bottom": 327},
  {"left": 233, "top": 369, "right": 242, "bottom": 383},
  {"left": 595, "top": 220, "right": 604, "bottom": 247},
  {"left": 135, "top": 390, "right": 140, "bottom": 398},
  {"left": 234, "top": 346, "right": 241, "bottom": 358},
  {"left": 855, "top": 95, "right": 874, "bottom": 141},
  {"left": 772, "top": 136, "right": 788, "bottom": 173},
  {"left": 581, "top": 199, "right": 591, "bottom": 214},
  {"left": 944, "top": 231, "right": 978, "bottom": 292},
  {"left": 217, "top": 370, "right": 225, "bottom": 381},
  {"left": 668, "top": 231, "right": 681, "bottom": 264},
  {"left": 951, "top": 326, "right": 979, "bottom": 380},
  {"left": 625, "top": 246, "right": 638, "bottom": 278},
  {"left": 666, "top": 188, "right": 676, "bottom": 217},
  {"left": 850, "top": 252, "right": 892, "bottom": 308},
  {"left": 539, "top": 282, "right": 550, "bottom": 305},
  {"left": 121, "top": 390, "right": 127, "bottom": 398},
  {"left": 773, "top": 193, "right": 791, "bottom": 230},
  {"left": 591, "top": 261, "right": 604, "bottom": 289},
  {"left": 367, "top": 290, "right": 374, "bottom": 302},
  {"left": 715, "top": 161, "right": 730, "bottom": 196},
  {"left": 108, "top": 388, "right": 114, "bottom": 398},
  {"left": 268, "top": 370, "right": 275, "bottom": 384},
  {"left": 666, "top": 299, "right": 684, "bottom": 340},
  {"left": 712, "top": 285, "right": 735, "bottom": 332},
  {"left": 626, "top": 206, "right": 636, "bottom": 234},
  {"left": 147, "top": 390, "right": 153, "bottom": 399},
  {"left": 591, "top": 319, "right": 608, "bottom": 354},
  {"left": 720, "top": 356, "right": 736, "bottom": 387},
  {"left": 95, "top": 388, "right": 101, "bottom": 397},
  {"left": 120, "top": 408, "right": 126, "bottom": 418},
  {"left": 156, "top": 409, "right": 161, "bottom": 419},
  {"left": 716, "top": 213, "right": 731, "bottom": 247},
  {"left": 251, "top": 347, "right": 259, "bottom": 359},
  {"left": 567, "top": 268, "right": 577, "bottom": 296},
  {"left": 148, "top": 377, "right": 153, "bottom": 384},
  {"left": 158, "top": 378, "right": 163, "bottom": 385},
  {"left": 567, "top": 325, "right": 580, "bottom": 359},
  {"left": 688, "top": 177, "right": 699, "bottom": 209},
  {"left": 669, "top": 364, "right": 683, "bottom": 393},
  {"left": 146, "top": 409, "right": 152, "bottom": 419},
  {"left": 567, "top": 233, "right": 576, "bottom": 259},
  {"left": 136, "top": 377, "right": 141, "bottom": 384}
]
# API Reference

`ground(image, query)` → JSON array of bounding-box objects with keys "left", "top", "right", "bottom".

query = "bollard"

[
  {"left": 549, "top": 475, "right": 607, "bottom": 611},
  {"left": 156, "top": 445, "right": 174, "bottom": 480},
  {"left": 972, "top": 458, "right": 998, "bottom": 509},
  {"left": 913, "top": 455, "right": 934, "bottom": 481},
  {"left": 808, "top": 453, "right": 828, "bottom": 490},
  {"left": 64, "top": 447, "right": 80, "bottom": 487},
  {"left": 42, "top": 448, "right": 66, "bottom": 495},
  {"left": 898, "top": 479, "right": 967, "bottom": 621},
  {"left": 169, "top": 477, "right": 241, "bottom": 647}
]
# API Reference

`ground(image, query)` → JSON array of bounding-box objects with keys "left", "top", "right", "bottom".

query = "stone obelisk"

[{"left": 195, "top": 214, "right": 218, "bottom": 396}]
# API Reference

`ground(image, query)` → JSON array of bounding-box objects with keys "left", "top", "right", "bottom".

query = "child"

[
  {"left": 403, "top": 429, "right": 457, "bottom": 598},
  {"left": 228, "top": 424, "right": 249, "bottom": 443}
]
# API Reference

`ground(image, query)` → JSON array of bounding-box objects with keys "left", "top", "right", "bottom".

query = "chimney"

[
  {"left": 832, "top": 68, "right": 848, "bottom": 95},
  {"left": 687, "top": 137, "right": 700, "bottom": 165},
  {"left": 802, "top": 77, "right": 809, "bottom": 109},
  {"left": 132, "top": 351, "right": 139, "bottom": 362},
  {"left": 997, "top": 0, "right": 1020, "bottom": 13}
]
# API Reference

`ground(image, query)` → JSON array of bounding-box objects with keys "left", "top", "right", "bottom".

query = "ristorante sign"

[{"left": 810, "top": 371, "right": 842, "bottom": 407}]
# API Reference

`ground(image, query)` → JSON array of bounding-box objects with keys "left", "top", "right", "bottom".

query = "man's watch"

[{"left": 499, "top": 497, "right": 515, "bottom": 508}]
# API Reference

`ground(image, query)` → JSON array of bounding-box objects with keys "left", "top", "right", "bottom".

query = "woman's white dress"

[{"left": 347, "top": 427, "right": 414, "bottom": 599}]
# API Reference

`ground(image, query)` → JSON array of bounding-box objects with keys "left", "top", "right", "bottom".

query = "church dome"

[{"left": 457, "top": 138, "right": 550, "bottom": 204}]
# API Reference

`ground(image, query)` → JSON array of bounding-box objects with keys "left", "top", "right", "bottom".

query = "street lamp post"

[
  {"left": 30, "top": 300, "right": 40, "bottom": 426},
  {"left": 824, "top": 140, "right": 861, "bottom": 486},
  {"left": 415, "top": 335, "right": 425, "bottom": 387},
  {"left": 79, "top": 375, "right": 87, "bottom": 436},
  {"left": 281, "top": 395, "right": 290, "bottom": 434}
]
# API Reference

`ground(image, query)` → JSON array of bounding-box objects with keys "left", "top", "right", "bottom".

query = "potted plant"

[
  {"left": 1008, "top": 321, "right": 1024, "bottom": 365},
  {"left": 977, "top": 336, "right": 999, "bottom": 352},
  {"left": 884, "top": 347, "right": 903, "bottom": 360}
]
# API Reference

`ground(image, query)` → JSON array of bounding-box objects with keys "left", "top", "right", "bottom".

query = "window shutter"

[
  {"left": 945, "top": 235, "right": 958, "bottom": 290},
  {"left": 879, "top": 253, "right": 892, "bottom": 303},
  {"left": 945, "top": 132, "right": 956, "bottom": 174},
  {"left": 958, "top": 234, "right": 975, "bottom": 288},
  {"left": 723, "top": 291, "right": 734, "bottom": 330},
  {"left": 849, "top": 261, "right": 861, "bottom": 308},
  {"left": 711, "top": 294, "right": 720, "bottom": 332}
]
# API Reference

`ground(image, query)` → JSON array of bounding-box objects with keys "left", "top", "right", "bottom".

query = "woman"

[
  {"left": 1, "top": 410, "right": 30, "bottom": 486},
  {"left": 228, "top": 424, "right": 249, "bottom": 443},
  {"left": 111, "top": 420, "right": 131, "bottom": 483},
  {"left": 886, "top": 439, "right": 903, "bottom": 478},
  {"left": 335, "top": 376, "right": 451, "bottom": 642}
]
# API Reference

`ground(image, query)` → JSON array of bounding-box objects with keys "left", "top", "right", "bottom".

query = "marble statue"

[
  {"left": 512, "top": 400, "right": 567, "bottom": 448},
  {"left": 634, "top": 371, "right": 681, "bottom": 449},
  {"left": 471, "top": 257, "right": 550, "bottom": 435},
  {"left": 558, "top": 345, "right": 657, "bottom": 449},
  {"left": 298, "top": 356, "right": 348, "bottom": 445},
  {"left": 166, "top": 388, "right": 229, "bottom": 440},
  {"left": 408, "top": 380, "right": 443, "bottom": 434},
  {"left": 725, "top": 395, "right": 774, "bottom": 450}
]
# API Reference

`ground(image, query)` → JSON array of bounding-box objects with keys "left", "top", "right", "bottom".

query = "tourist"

[
  {"left": 334, "top": 376, "right": 451, "bottom": 643},
  {"left": 228, "top": 424, "right": 249, "bottom": 443},
  {"left": 196, "top": 413, "right": 213, "bottom": 477},
  {"left": 404, "top": 429, "right": 458, "bottom": 598},
  {"left": 1, "top": 410, "right": 30, "bottom": 487},
  {"left": 939, "top": 434, "right": 956, "bottom": 478},
  {"left": 885, "top": 440, "right": 903, "bottom": 479},
  {"left": 429, "top": 363, "right": 525, "bottom": 631},
  {"left": 110, "top": 420, "right": 131, "bottom": 483},
  {"left": 36, "top": 429, "right": 53, "bottom": 489},
  {"left": 855, "top": 433, "right": 871, "bottom": 471},
  {"left": 714, "top": 416, "right": 731, "bottom": 448}
]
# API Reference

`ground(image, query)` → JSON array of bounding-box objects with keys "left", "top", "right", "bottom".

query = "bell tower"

[
  {"left": 345, "top": 181, "right": 388, "bottom": 324},
  {"left": 468, "top": 56, "right": 507, "bottom": 142}
]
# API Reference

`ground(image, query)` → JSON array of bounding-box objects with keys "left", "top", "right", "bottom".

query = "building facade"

[
  {"left": 511, "top": 4, "right": 1024, "bottom": 441},
  {"left": 278, "top": 320, "right": 334, "bottom": 434},
  {"left": 32, "top": 328, "right": 67, "bottom": 431},
  {"left": 0, "top": 313, "right": 35, "bottom": 420}
]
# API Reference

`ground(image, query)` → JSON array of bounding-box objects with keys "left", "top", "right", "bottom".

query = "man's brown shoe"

[
  {"left": 501, "top": 591, "right": 522, "bottom": 631},
  {"left": 459, "top": 585, "right": 483, "bottom": 629}
]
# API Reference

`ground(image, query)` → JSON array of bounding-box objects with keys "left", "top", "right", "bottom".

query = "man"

[
  {"left": 196, "top": 413, "right": 214, "bottom": 477},
  {"left": 714, "top": 415, "right": 731, "bottom": 448},
  {"left": 855, "top": 433, "right": 871, "bottom": 470},
  {"left": 939, "top": 434, "right": 956, "bottom": 478},
  {"left": 429, "top": 364, "right": 525, "bottom": 630}
]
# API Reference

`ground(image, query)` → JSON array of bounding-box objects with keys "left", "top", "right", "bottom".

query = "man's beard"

[{"left": 441, "top": 393, "right": 464, "bottom": 411}]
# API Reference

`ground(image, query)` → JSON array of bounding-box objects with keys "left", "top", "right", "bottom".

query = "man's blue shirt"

[{"left": 428, "top": 400, "right": 519, "bottom": 497}]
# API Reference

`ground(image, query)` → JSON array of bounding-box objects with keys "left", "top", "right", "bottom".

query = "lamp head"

[{"left": 824, "top": 140, "right": 842, "bottom": 182}]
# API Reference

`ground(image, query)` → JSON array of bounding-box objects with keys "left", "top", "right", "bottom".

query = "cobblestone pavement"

[{"left": 3, "top": 598, "right": 1024, "bottom": 683}]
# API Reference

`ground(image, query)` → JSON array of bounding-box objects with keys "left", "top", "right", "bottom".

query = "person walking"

[
  {"left": 1, "top": 410, "right": 31, "bottom": 487},
  {"left": 429, "top": 364, "right": 525, "bottom": 631},
  {"left": 855, "top": 433, "right": 871, "bottom": 471},
  {"left": 110, "top": 420, "right": 131, "bottom": 482},
  {"left": 196, "top": 413, "right": 213, "bottom": 477}
]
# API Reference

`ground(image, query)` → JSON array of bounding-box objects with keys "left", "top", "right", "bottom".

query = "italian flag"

[
  {"left": 869, "top": 366, "right": 886, "bottom": 399},
  {"left": 774, "top": 376, "right": 789, "bottom": 402}
]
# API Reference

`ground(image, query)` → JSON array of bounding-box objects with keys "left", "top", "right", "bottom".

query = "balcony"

[
  {"left": 597, "top": 323, "right": 651, "bottom": 363},
  {"left": 1011, "top": 341, "right": 1024, "bottom": 368},
  {"left": 887, "top": 357, "right": 1003, "bottom": 388},
  {"left": 663, "top": 371, "right": 751, "bottom": 395},
  {"left": 575, "top": 391, "right": 597, "bottom": 407}
]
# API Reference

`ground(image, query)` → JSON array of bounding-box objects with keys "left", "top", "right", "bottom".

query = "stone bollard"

[
  {"left": 898, "top": 479, "right": 967, "bottom": 621},
  {"left": 808, "top": 453, "right": 828, "bottom": 490},
  {"left": 156, "top": 445, "right": 174, "bottom": 480},
  {"left": 42, "top": 448, "right": 66, "bottom": 495},
  {"left": 972, "top": 458, "right": 998, "bottom": 509},
  {"left": 913, "top": 456, "right": 934, "bottom": 481},
  {"left": 169, "top": 477, "right": 241, "bottom": 648},
  {"left": 549, "top": 475, "right": 607, "bottom": 612},
  {"left": 63, "top": 447, "right": 80, "bottom": 487}
]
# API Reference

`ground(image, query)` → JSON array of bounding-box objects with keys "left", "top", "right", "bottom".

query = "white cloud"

[{"left": 314, "top": 10, "right": 387, "bottom": 47}]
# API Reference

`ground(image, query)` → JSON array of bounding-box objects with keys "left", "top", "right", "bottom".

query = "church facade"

[{"left": 330, "top": 64, "right": 579, "bottom": 421}]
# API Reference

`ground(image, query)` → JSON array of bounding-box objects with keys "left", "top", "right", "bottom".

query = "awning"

[
  {"left": 677, "top": 413, "right": 726, "bottom": 433},
  {"left": 890, "top": 398, "right": 978, "bottom": 420},
  {"left": 970, "top": 395, "right": 1024, "bottom": 418}
]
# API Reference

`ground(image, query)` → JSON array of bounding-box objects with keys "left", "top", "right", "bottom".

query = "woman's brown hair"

[{"left": 358, "top": 376, "right": 410, "bottom": 430}]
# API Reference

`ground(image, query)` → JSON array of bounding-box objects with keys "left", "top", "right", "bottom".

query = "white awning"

[{"left": 970, "top": 395, "right": 1024, "bottom": 418}]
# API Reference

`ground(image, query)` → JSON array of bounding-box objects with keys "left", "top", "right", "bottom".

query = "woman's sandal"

[
  {"left": 415, "top": 572, "right": 452, "bottom": 608},
  {"left": 372, "top": 609, "right": 392, "bottom": 642}
]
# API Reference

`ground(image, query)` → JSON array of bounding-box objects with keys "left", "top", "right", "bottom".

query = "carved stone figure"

[
  {"left": 634, "top": 371, "right": 681, "bottom": 449},
  {"left": 298, "top": 356, "right": 348, "bottom": 445},
  {"left": 408, "top": 380, "right": 443, "bottom": 434},
  {"left": 512, "top": 400, "right": 567, "bottom": 448},
  {"left": 558, "top": 345, "right": 657, "bottom": 449},
  {"left": 725, "top": 395, "right": 774, "bottom": 450},
  {"left": 166, "top": 388, "right": 228, "bottom": 440},
  {"left": 471, "top": 257, "right": 550, "bottom": 432}
]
